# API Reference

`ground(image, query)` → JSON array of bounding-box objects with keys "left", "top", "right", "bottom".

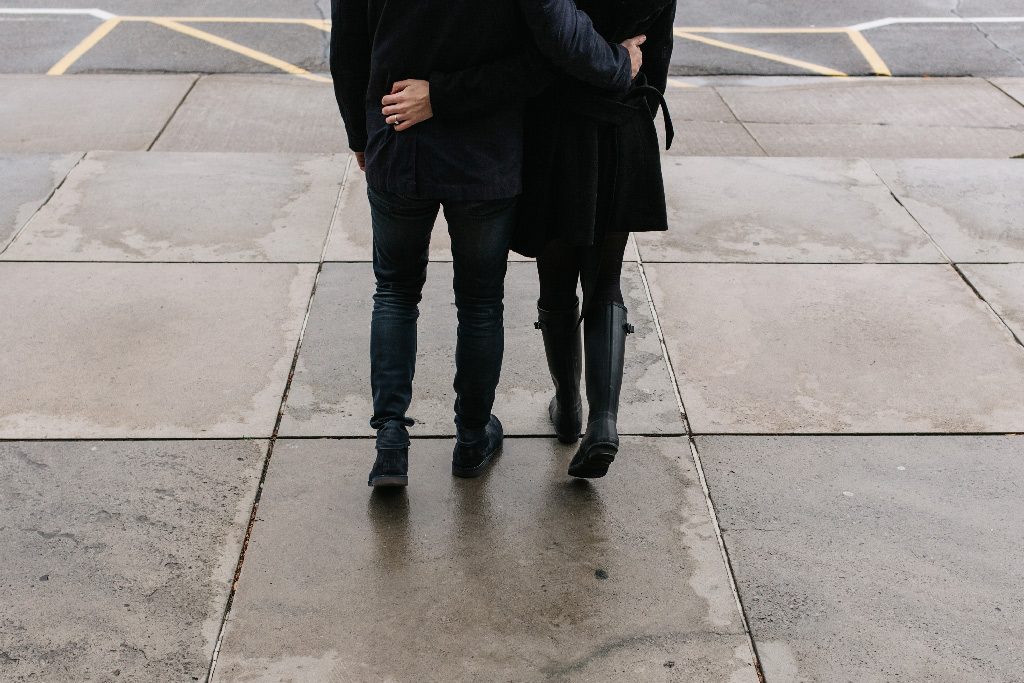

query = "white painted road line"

[
  {"left": 850, "top": 16, "right": 1024, "bottom": 31},
  {"left": 0, "top": 7, "right": 115, "bottom": 20}
]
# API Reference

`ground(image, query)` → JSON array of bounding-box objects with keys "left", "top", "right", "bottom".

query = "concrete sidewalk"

[
  {"left": 2, "top": 75, "right": 1024, "bottom": 682},
  {"left": 1, "top": 74, "right": 1023, "bottom": 157}
]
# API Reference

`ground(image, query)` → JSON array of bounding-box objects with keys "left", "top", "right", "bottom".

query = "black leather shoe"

[
  {"left": 452, "top": 415, "right": 503, "bottom": 478},
  {"left": 568, "top": 302, "right": 631, "bottom": 479},
  {"left": 368, "top": 448, "right": 409, "bottom": 487}
]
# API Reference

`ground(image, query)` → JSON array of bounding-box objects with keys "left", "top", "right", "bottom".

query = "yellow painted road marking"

[
  {"left": 47, "top": 17, "right": 121, "bottom": 75},
  {"left": 846, "top": 29, "right": 892, "bottom": 76},
  {"left": 674, "top": 29, "right": 847, "bottom": 77},
  {"left": 304, "top": 19, "right": 331, "bottom": 32},
  {"left": 666, "top": 78, "right": 696, "bottom": 89},
  {"left": 148, "top": 18, "right": 331, "bottom": 83}
]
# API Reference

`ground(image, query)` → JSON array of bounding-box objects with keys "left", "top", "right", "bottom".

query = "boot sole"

[
  {"left": 368, "top": 475, "right": 409, "bottom": 487},
  {"left": 452, "top": 445, "right": 502, "bottom": 479},
  {"left": 568, "top": 443, "right": 617, "bottom": 479}
]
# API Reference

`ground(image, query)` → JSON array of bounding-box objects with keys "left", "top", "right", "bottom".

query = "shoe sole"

[
  {"left": 568, "top": 444, "right": 617, "bottom": 479},
  {"left": 368, "top": 475, "right": 409, "bottom": 487},
  {"left": 451, "top": 445, "right": 502, "bottom": 479}
]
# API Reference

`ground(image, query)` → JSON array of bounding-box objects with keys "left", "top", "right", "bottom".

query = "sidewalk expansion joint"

[
  {"left": 871, "top": 164, "right": 1024, "bottom": 354},
  {"left": 634, "top": 258, "right": 766, "bottom": 682},
  {"left": 205, "top": 161, "right": 346, "bottom": 682},
  {"left": 146, "top": 73, "right": 200, "bottom": 152},
  {"left": 0, "top": 151, "right": 85, "bottom": 256},
  {"left": 711, "top": 87, "right": 769, "bottom": 156}
]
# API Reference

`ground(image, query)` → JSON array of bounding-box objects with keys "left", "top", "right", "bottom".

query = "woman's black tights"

[{"left": 536, "top": 232, "right": 630, "bottom": 311}]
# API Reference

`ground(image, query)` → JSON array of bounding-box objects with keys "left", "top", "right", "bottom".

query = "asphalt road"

[{"left": 0, "top": 0, "right": 1022, "bottom": 76}]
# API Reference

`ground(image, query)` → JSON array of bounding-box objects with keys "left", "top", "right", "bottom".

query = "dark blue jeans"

[{"left": 367, "top": 187, "right": 515, "bottom": 450}]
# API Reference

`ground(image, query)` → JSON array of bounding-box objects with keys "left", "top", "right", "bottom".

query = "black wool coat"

[
  {"left": 431, "top": 0, "right": 677, "bottom": 255},
  {"left": 330, "top": 0, "right": 633, "bottom": 201}
]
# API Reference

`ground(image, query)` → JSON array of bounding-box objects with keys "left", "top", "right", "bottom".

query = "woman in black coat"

[{"left": 380, "top": 0, "right": 676, "bottom": 478}]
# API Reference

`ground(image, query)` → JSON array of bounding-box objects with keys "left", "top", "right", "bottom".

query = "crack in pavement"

[{"left": 951, "top": 1, "right": 1024, "bottom": 71}]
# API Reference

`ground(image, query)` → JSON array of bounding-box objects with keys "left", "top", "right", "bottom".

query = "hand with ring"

[{"left": 381, "top": 79, "right": 433, "bottom": 132}]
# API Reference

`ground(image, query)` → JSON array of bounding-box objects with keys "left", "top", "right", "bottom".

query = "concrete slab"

[
  {"left": 0, "top": 262, "right": 317, "bottom": 438},
  {"left": 716, "top": 77, "right": 1024, "bottom": 127},
  {"left": 645, "top": 263, "right": 1024, "bottom": 433},
  {"left": 3, "top": 152, "right": 345, "bottom": 262},
  {"left": 0, "top": 439, "right": 264, "bottom": 682},
  {"left": 696, "top": 435, "right": 1024, "bottom": 683},
  {"left": 664, "top": 88, "right": 737, "bottom": 122},
  {"left": 870, "top": 159, "right": 1024, "bottom": 262},
  {"left": 151, "top": 75, "right": 349, "bottom": 153},
  {"left": 664, "top": 121, "right": 765, "bottom": 157},
  {"left": 638, "top": 158, "right": 941, "bottom": 263},
  {"left": 212, "top": 437, "right": 756, "bottom": 682},
  {"left": 744, "top": 122, "right": 1024, "bottom": 158},
  {"left": 0, "top": 153, "right": 80, "bottom": 251},
  {"left": 992, "top": 77, "right": 1024, "bottom": 105},
  {"left": 960, "top": 264, "right": 1024, "bottom": 341},
  {"left": 745, "top": 121, "right": 1024, "bottom": 157},
  {"left": 322, "top": 169, "right": 537, "bottom": 262},
  {"left": 0, "top": 74, "right": 196, "bottom": 152},
  {"left": 280, "top": 262, "right": 682, "bottom": 437}
]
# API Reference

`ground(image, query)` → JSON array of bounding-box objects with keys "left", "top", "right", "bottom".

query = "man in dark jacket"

[{"left": 330, "top": 0, "right": 643, "bottom": 487}]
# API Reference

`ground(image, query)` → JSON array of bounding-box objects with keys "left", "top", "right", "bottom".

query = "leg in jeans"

[
  {"left": 367, "top": 187, "right": 439, "bottom": 451},
  {"left": 443, "top": 197, "right": 517, "bottom": 433}
]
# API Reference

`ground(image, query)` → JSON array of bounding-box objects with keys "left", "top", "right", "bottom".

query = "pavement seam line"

[
  {"left": 205, "top": 163, "right": 347, "bottom": 681},
  {"left": 986, "top": 78, "right": 1024, "bottom": 110},
  {"left": 710, "top": 88, "right": 769, "bottom": 155},
  {"left": 146, "top": 74, "right": 200, "bottom": 152},
  {"left": 866, "top": 159, "right": 1024, "bottom": 352},
  {"left": 0, "top": 151, "right": 85, "bottom": 256},
  {"left": 6, "top": 430, "right": 1024, "bottom": 444},
  {"left": 634, "top": 260, "right": 766, "bottom": 682}
]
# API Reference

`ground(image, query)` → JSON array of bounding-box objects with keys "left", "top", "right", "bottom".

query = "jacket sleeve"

[
  {"left": 329, "top": 0, "right": 370, "bottom": 152},
  {"left": 639, "top": 1, "right": 677, "bottom": 94},
  {"left": 429, "top": 46, "right": 556, "bottom": 120},
  {"left": 431, "top": 0, "right": 632, "bottom": 120},
  {"left": 517, "top": 0, "right": 632, "bottom": 92}
]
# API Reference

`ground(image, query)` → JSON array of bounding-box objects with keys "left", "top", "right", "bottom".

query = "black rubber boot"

[
  {"left": 535, "top": 300, "right": 583, "bottom": 444},
  {"left": 568, "top": 302, "right": 632, "bottom": 479},
  {"left": 452, "top": 414, "right": 504, "bottom": 478}
]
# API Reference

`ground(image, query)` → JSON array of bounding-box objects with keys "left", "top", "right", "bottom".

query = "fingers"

[
  {"left": 382, "top": 104, "right": 405, "bottom": 116},
  {"left": 381, "top": 92, "right": 405, "bottom": 106},
  {"left": 390, "top": 79, "right": 415, "bottom": 93},
  {"left": 635, "top": 34, "right": 647, "bottom": 46}
]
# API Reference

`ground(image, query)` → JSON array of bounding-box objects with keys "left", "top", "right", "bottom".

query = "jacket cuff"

[
  {"left": 427, "top": 73, "right": 456, "bottom": 119},
  {"left": 347, "top": 131, "right": 368, "bottom": 153},
  {"left": 612, "top": 44, "right": 633, "bottom": 92}
]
